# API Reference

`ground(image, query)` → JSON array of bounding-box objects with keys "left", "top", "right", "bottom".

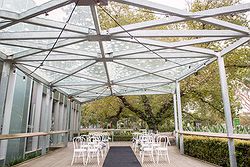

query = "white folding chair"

[
  {"left": 155, "top": 135, "right": 170, "bottom": 164},
  {"left": 86, "top": 141, "right": 101, "bottom": 166},
  {"left": 71, "top": 137, "right": 86, "bottom": 166},
  {"left": 139, "top": 135, "right": 155, "bottom": 164}
]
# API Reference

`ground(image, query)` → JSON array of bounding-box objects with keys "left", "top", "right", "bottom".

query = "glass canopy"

[{"left": 0, "top": 0, "right": 249, "bottom": 103}]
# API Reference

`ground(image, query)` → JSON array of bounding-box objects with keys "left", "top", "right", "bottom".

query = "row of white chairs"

[
  {"left": 132, "top": 133, "right": 170, "bottom": 164},
  {"left": 71, "top": 133, "right": 110, "bottom": 166}
]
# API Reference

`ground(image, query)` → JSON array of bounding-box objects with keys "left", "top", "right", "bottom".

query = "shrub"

[
  {"left": 113, "top": 134, "right": 133, "bottom": 141},
  {"left": 184, "top": 136, "right": 250, "bottom": 167}
]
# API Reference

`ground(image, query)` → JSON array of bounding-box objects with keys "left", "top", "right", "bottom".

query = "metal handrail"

[
  {"left": 178, "top": 131, "right": 250, "bottom": 140},
  {"left": 0, "top": 130, "right": 68, "bottom": 140}
]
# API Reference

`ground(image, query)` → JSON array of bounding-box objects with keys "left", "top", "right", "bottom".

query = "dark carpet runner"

[{"left": 103, "top": 146, "right": 142, "bottom": 167}]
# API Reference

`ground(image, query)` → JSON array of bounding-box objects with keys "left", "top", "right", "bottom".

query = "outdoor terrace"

[{"left": 15, "top": 142, "right": 216, "bottom": 167}]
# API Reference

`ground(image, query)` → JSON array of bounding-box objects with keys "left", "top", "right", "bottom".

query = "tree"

[{"left": 81, "top": 0, "right": 250, "bottom": 131}]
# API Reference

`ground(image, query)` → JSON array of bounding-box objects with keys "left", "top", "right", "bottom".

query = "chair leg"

[
  {"left": 97, "top": 152, "right": 100, "bottom": 165},
  {"left": 166, "top": 151, "right": 170, "bottom": 163},
  {"left": 86, "top": 152, "right": 89, "bottom": 165},
  {"left": 82, "top": 152, "right": 85, "bottom": 165},
  {"left": 71, "top": 152, "right": 75, "bottom": 166},
  {"left": 151, "top": 151, "right": 155, "bottom": 163},
  {"left": 156, "top": 151, "right": 159, "bottom": 164},
  {"left": 141, "top": 152, "right": 144, "bottom": 164}
]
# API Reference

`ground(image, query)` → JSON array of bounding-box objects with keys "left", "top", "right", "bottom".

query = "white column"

[
  {"left": 47, "top": 91, "right": 54, "bottom": 147},
  {"left": 217, "top": 55, "right": 237, "bottom": 167},
  {"left": 0, "top": 62, "right": 11, "bottom": 132},
  {"left": 32, "top": 82, "right": 43, "bottom": 151},
  {"left": 70, "top": 101, "right": 74, "bottom": 140},
  {"left": 176, "top": 81, "right": 184, "bottom": 154},
  {"left": 40, "top": 87, "right": 50, "bottom": 154},
  {"left": 0, "top": 63, "right": 16, "bottom": 162},
  {"left": 173, "top": 93, "right": 179, "bottom": 146},
  {"left": 54, "top": 99, "right": 60, "bottom": 144}
]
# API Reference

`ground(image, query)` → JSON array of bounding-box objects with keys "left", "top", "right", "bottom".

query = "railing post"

[
  {"left": 176, "top": 81, "right": 184, "bottom": 154},
  {"left": 41, "top": 135, "right": 47, "bottom": 155},
  {"left": 173, "top": 93, "right": 179, "bottom": 146},
  {"left": 217, "top": 54, "right": 237, "bottom": 167},
  {"left": 63, "top": 132, "right": 68, "bottom": 147}
]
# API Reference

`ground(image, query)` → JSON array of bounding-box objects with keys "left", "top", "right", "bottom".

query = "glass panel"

[
  {"left": 6, "top": 70, "right": 32, "bottom": 163},
  {"left": 22, "top": 64, "right": 67, "bottom": 82},
  {"left": 0, "top": 0, "right": 37, "bottom": 13},
  {"left": 109, "top": 40, "right": 143, "bottom": 53},
  {"left": 66, "top": 41, "right": 100, "bottom": 53},
  {"left": 77, "top": 86, "right": 111, "bottom": 97},
  {"left": 157, "top": 58, "right": 208, "bottom": 80},
  {"left": 43, "top": 60, "right": 96, "bottom": 71},
  {"left": 0, "top": 44, "right": 29, "bottom": 55},
  {"left": 114, "top": 59, "right": 175, "bottom": 72},
  {"left": 19, "top": 53, "right": 95, "bottom": 61},
  {"left": 78, "top": 62, "right": 107, "bottom": 80},
  {"left": 107, "top": 62, "right": 145, "bottom": 81},
  {"left": 59, "top": 85, "right": 99, "bottom": 95},
  {"left": 56, "top": 75, "right": 104, "bottom": 85},
  {"left": 2, "top": 23, "right": 61, "bottom": 32},
  {"left": 114, "top": 73, "right": 171, "bottom": 83}
]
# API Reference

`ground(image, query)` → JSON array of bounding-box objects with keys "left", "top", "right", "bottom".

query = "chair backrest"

[
  {"left": 72, "top": 137, "right": 83, "bottom": 150},
  {"left": 80, "top": 135, "right": 89, "bottom": 141},
  {"left": 88, "top": 136, "right": 100, "bottom": 143},
  {"left": 157, "top": 135, "right": 169, "bottom": 148}
]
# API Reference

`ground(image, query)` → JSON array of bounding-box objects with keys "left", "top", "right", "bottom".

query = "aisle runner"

[{"left": 103, "top": 146, "right": 142, "bottom": 167}]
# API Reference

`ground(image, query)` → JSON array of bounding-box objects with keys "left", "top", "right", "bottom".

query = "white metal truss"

[{"left": 0, "top": 0, "right": 249, "bottom": 102}]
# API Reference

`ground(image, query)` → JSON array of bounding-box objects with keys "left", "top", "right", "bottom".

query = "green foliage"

[
  {"left": 113, "top": 131, "right": 133, "bottom": 141},
  {"left": 99, "top": 2, "right": 156, "bottom": 29},
  {"left": 4, "top": 150, "right": 41, "bottom": 167},
  {"left": 113, "top": 134, "right": 133, "bottom": 141},
  {"left": 184, "top": 136, "right": 250, "bottom": 167}
]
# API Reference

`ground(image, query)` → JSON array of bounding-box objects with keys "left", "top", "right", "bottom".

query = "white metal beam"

[
  {"left": 16, "top": 54, "right": 96, "bottom": 62},
  {"left": 0, "top": 0, "right": 73, "bottom": 30},
  {"left": 0, "top": 51, "right": 7, "bottom": 60},
  {"left": 12, "top": 39, "right": 97, "bottom": 60},
  {"left": 219, "top": 37, "right": 250, "bottom": 57},
  {"left": 0, "top": 31, "right": 87, "bottom": 40},
  {"left": 113, "top": 58, "right": 209, "bottom": 84},
  {"left": 114, "top": 51, "right": 213, "bottom": 59},
  {"left": 112, "top": 0, "right": 250, "bottom": 19},
  {"left": 15, "top": 64, "right": 50, "bottom": 85},
  {"left": 112, "top": 30, "right": 249, "bottom": 38},
  {"left": 114, "top": 61, "right": 175, "bottom": 82},
  {"left": 90, "top": 5, "right": 113, "bottom": 95},
  {"left": 19, "top": 62, "right": 107, "bottom": 84},
  {"left": 114, "top": 38, "right": 216, "bottom": 55},
  {"left": 0, "top": 10, "right": 91, "bottom": 34},
  {"left": 110, "top": 0, "right": 250, "bottom": 33}
]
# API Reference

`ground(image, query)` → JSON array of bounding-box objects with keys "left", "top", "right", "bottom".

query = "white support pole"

[
  {"left": 0, "top": 62, "right": 11, "bottom": 133},
  {"left": 176, "top": 81, "right": 184, "bottom": 154},
  {"left": 173, "top": 93, "right": 179, "bottom": 146},
  {"left": 47, "top": 91, "right": 54, "bottom": 147},
  {"left": 32, "top": 82, "right": 43, "bottom": 151},
  {"left": 217, "top": 54, "right": 237, "bottom": 167},
  {"left": 0, "top": 62, "right": 16, "bottom": 164}
]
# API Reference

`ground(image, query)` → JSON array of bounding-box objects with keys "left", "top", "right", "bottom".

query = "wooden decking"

[{"left": 16, "top": 142, "right": 216, "bottom": 167}]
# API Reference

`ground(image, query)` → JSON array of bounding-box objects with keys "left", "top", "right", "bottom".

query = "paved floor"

[{"left": 16, "top": 142, "right": 216, "bottom": 167}]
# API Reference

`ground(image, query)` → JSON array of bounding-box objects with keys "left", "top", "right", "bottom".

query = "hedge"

[
  {"left": 113, "top": 134, "right": 133, "bottom": 141},
  {"left": 184, "top": 136, "right": 250, "bottom": 167}
]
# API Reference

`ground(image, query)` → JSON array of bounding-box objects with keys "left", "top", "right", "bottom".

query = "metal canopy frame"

[{"left": 0, "top": 0, "right": 249, "bottom": 103}]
